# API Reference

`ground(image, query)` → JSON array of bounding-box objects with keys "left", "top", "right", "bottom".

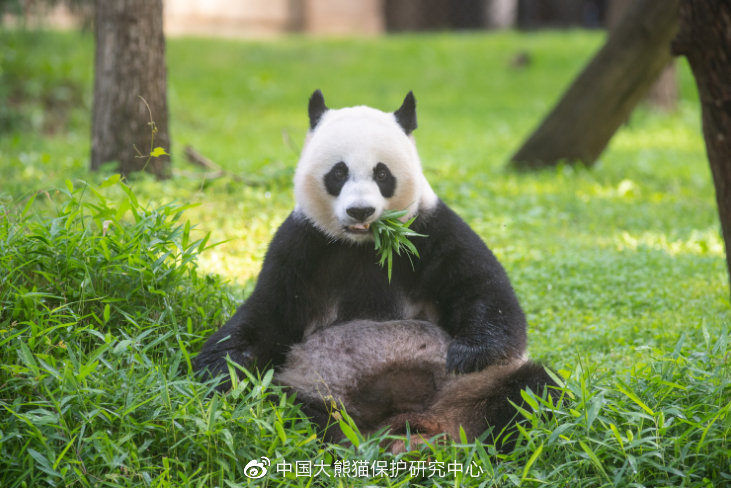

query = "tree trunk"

[
  {"left": 91, "top": 0, "right": 170, "bottom": 179},
  {"left": 608, "top": 0, "right": 678, "bottom": 112},
  {"left": 672, "top": 0, "right": 731, "bottom": 295},
  {"left": 510, "top": 0, "right": 678, "bottom": 169},
  {"left": 645, "top": 62, "right": 678, "bottom": 112}
]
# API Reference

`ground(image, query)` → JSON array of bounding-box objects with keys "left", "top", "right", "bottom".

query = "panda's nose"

[{"left": 346, "top": 206, "right": 375, "bottom": 222}]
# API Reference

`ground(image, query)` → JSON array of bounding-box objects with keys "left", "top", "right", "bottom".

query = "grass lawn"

[{"left": 0, "top": 29, "right": 729, "bottom": 487}]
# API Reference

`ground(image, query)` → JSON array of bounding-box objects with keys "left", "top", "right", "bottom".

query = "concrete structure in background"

[
  {"left": 302, "top": 0, "right": 383, "bottom": 35},
  {"left": 486, "top": 0, "right": 519, "bottom": 29},
  {"left": 164, "top": 0, "right": 294, "bottom": 37},
  {"left": 165, "top": 0, "right": 383, "bottom": 37},
  {"left": 13, "top": 0, "right": 384, "bottom": 36},
  {"left": 24, "top": 0, "right": 610, "bottom": 37},
  {"left": 164, "top": 0, "right": 383, "bottom": 37}
]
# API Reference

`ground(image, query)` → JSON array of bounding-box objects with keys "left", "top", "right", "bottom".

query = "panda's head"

[{"left": 294, "top": 90, "right": 437, "bottom": 243}]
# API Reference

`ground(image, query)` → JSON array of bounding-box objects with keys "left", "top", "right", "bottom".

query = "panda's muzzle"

[
  {"left": 344, "top": 206, "right": 375, "bottom": 234},
  {"left": 345, "top": 222, "right": 371, "bottom": 234},
  {"left": 346, "top": 206, "right": 375, "bottom": 222}
]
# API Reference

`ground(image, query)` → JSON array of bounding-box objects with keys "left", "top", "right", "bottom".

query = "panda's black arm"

[
  {"left": 192, "top": 304, "right": 261, "bottom": 384},
  {"left": 415, "top": 201, "right": 527, "bottom": 374},
  {"left": 193, "top": 288, "right": 291, "bottom": 386},
  {"left": 194, "top": 213, "right": 316, "bottom": 387}
]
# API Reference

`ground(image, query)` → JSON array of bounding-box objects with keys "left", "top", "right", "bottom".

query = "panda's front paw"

[{"left": 446, "top": 339, "right": 497, "bottom": 374}]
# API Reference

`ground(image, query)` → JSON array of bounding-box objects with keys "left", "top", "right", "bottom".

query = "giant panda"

[{"left": 195, "top": 90, "right": 557, "bottom": 450}]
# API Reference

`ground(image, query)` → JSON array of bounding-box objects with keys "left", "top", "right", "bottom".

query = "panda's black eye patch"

[
  {"left": 324, "top": 162, "right": 349, "bottom": 197},
  {"left": 373, "top": 163, "right": 396, "bottom": 198}
]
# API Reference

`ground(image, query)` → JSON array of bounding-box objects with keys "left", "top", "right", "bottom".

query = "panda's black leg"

[
  {"left": 295, "top": 397, "right": 347, "bottom": 443},
  {"left": 477, "top": 362, "right": 560, "bottom": 451}
]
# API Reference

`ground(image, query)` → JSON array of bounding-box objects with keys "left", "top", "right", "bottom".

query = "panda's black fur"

[{"left": 195, "top": 91, "right": 557, "bottom": 450}]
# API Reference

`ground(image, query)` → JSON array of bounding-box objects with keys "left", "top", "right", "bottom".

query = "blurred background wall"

[{"left": 25, "top": 0, "right": 611, "bottom": 37}]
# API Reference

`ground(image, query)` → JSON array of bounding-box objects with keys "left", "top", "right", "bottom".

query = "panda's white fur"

[{"left": 294, "top": 103, "right": 438, "bottom": 243}]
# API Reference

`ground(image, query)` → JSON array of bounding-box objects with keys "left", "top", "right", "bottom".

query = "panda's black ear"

[
  {"left": 308, "top": 89, "right": 328, "bottom": 130},
  {"left": 394, "top": 91, "right": 417, "bottom": 135}
]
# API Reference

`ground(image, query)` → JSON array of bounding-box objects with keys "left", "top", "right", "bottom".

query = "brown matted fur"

[{"left": 275, "top": 320, "right": 557, "bottom": 452}]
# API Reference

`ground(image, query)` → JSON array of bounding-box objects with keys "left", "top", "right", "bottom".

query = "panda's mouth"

[{"left": 345, "top": 223, "right": 371, "bottom": 234}]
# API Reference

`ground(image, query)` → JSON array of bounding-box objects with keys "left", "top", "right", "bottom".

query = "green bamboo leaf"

[
  {"left": 339, "top": 417, "right": 361, "bottom": 448},
  {"left": 373, "top": 228, "right": 381, "bottom": 249},
  {"left": 616, "top": 383, "right": 654, "bottom": 416},
  {"left": 275, "top": 419, "right": 287, "bottom": 444},
  {"left": 21, "top": 192, "right": 38, "bottom": 219},
  {"left": 371, "top": 208, "right": 427, "bottom": 282},
  {"left": 579, "top": 440, "right": 611, "bottom": 482},
  {"left": 521, "top": 442, "right": 543, "bottom": 482},
  {"left": 99, "top": 173, "right": 122, "bottom": 188},
  {"left": 402, "top": 239, "right": 419, "bottom": 257}
]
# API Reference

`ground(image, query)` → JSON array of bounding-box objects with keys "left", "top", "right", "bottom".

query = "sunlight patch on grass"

[
  {"left": 612, "top": 229, "right": 724, "bottom": 257},
  {"left": 612, "top": 126, "right": 701, "bottom": 153},
  {"left": 198, "top": 248, "right": 263, "bottom": 285}
]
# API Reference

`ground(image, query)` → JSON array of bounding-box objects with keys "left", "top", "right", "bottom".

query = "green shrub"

[
  {"left": 0, "top": 178, "right": 312, "bottom": 487},
  {"left": 507, "top": 334, "right": 729, "bottom": 487}
]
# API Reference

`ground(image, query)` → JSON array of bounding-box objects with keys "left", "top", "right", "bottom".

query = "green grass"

[{"left": 1, "top": 28, "right": 729, "bottom": 487}]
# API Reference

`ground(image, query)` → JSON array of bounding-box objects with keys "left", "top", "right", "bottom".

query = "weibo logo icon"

[{"left": 243, "top": 456, "right": 270, "bottom": 479}]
